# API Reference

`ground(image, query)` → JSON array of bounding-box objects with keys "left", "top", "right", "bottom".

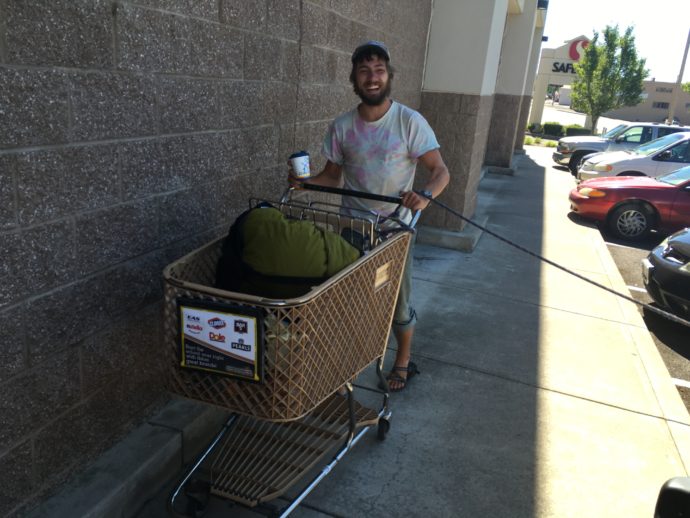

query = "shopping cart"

[{"left": 163, "top": 185, "right": 417, "bottom": 517}]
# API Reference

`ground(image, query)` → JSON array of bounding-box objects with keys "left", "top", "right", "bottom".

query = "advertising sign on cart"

[{"left": 177, "top": 298, "right": 263, "bottom": 382}]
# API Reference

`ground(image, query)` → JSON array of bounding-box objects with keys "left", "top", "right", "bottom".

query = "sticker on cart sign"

[
  {"left": 374, "top": 262, "right": 391, "bottom": 290},
  {"left": 178, "top": 300, "right": 263, "bottom": 383}
]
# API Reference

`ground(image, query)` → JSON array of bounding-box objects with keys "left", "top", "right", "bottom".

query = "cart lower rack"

[{"left": 163, "top": 189, "right": 413, "bottom": 516}]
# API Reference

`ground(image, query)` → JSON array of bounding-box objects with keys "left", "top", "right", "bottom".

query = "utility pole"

[{"left": 667, "top": 28, "right": 690, "bottom": 125}]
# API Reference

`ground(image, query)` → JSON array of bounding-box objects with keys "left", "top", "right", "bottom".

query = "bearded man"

[{"left": 291, "top": 40, "right": 450, "bottom": 392}]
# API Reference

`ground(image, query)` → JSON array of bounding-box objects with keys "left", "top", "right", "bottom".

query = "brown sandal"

[{"left": 385, "top": 361, "right": 420, "bottom": 392}]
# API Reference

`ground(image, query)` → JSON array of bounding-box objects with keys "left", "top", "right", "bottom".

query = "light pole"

[{"left": 667, "top": 28, "right": 690, "bottom": 125}]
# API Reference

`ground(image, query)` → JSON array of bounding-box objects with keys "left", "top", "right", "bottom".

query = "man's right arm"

[{"left": 290, "top": 159, "right": 343, "bottom": 188}]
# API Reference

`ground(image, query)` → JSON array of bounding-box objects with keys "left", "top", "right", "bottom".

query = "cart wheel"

[{"left": 377, "top": 418, "right": 390, "bottom": 441}]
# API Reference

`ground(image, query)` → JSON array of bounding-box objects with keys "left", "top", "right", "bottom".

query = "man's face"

[{"left": 353, "top": 55, "right": 391, "bottom": 106}]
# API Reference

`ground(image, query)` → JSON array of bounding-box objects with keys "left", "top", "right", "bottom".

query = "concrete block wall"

[
  {"left": 0, "top": 0, "right": 432, "bottom": 515},
  {"left": 418, "top": 92, "right": 494, "bottom": 231}
]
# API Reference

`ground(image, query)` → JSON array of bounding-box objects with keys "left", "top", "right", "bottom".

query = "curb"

[{"left": 26, "top": 398, "right": 229, "bottom": 518}]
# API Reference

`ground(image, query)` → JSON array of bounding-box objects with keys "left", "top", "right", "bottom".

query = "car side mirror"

[
  {"left": 656, "top": 150, "right": 672, "bottom": 161},
  {"left": 655, "top": 477, "right": 690, "bottom": 517}
]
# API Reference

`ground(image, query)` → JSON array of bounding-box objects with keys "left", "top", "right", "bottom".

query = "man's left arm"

[{"left": 400, "top": 149, "right": 450, "bottom": 210}]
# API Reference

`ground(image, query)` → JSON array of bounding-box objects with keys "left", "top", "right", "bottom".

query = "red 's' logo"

[{"left": 569, "top": 39, "right": 589, "bottom": 61}]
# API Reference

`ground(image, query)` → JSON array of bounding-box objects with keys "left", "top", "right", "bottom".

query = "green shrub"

[
  {"left": 565, "top": 124, "right": 591, "bottom": 136},
  {"left": 528, "top": 122, "right": 542, "bottom": 134},
  {"left": 534, "top": 137, "right": 542, "bottom": 144},
  {"left": 545, "top": 140, "right": 557, "bottom": 147},
  {"left": 524, "top": 136, "right": 535, "bottom": 145},
  {"left": 542, "top": 122, "right": 564, "bottom": 137}
]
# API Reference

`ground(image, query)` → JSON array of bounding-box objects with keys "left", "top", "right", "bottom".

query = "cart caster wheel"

[{"left": 377, "top": 418, "right": 390, "bottom": 441}]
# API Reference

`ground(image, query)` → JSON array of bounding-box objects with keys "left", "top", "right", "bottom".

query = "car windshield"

[
  {"left": 656, "top": 165, "right": 690, "bottom": 186},
  {"left": 633, "top": 132, "right": 689, "bottom": 156},
  {"left": 602, "top": 124, "right": 627, "bottom": 139}
]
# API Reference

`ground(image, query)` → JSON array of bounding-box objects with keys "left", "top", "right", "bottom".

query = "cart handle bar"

[{"left": 299, "top": 183, "right": 404, "bottom": 204}]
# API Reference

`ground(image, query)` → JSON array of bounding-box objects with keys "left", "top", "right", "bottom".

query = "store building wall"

[
  {"left": 485, "top": 0, "right": 539, "bottom": 169},
  {"left": 0, "top": 1, "right": 432, "bottom": 514},
  {"left": 418, "top": 0, "right": 509, "bottom": 233},
  {"left": 604, "top": 80, "right": 690, "bottom": 126}
]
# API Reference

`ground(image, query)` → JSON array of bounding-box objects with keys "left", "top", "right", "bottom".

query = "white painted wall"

[
  {"left": 423, "top": 0, "right": 509, "bottom": 96},
  {"left": 495, "top": 0, "right": 537, "bottom": 95}
]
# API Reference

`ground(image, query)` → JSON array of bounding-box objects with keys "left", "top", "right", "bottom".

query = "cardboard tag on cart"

[{"left": 177, "top": 298, "right": 264, "bottom": 383}]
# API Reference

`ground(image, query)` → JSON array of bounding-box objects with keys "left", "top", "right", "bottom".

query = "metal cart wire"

[{"left": 163, "top": 185, "right": 416, "bottom": 517}]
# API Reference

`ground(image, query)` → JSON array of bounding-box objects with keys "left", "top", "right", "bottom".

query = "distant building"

[
  {"left": 604, "top": 80, "right": 690, "bottom": 125},
  {"left": 530, "top": 36, "right": 690, "bottom": 127}
]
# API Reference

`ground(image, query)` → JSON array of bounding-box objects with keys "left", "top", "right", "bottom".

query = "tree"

[
  {"left": 571, "top": 26, "right": 648, "bottom": 132},
  {"left": 683, "top": 82, "right": 690, "bottom": 94}
]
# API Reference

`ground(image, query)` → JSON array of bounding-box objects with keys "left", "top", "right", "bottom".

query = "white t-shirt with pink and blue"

[{"left": 322, "top": 100, "right": 439, "bottom": 225}]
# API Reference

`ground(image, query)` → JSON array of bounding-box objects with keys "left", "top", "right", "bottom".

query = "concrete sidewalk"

[{"left": 31, "top": 145, "right": 690, "bottom": 517}]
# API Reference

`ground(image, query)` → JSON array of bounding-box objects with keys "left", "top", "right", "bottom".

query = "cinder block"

[
  {"left": 69, "top": 72, "right": 158, "bottom": 141},
  {"left": 75, "top": 201, "right": 159, "bottom": 276},
  {"left": 2, "top": 221, "right": 78, "bottom": 308},
  {"left": 219, "top": 80, "right": 264, "bottom": 129},
  {"left": 125, "top": 0, "right": 218, "bottom": 21},
  {"left": 261, "top": 82, "right": 297, "bottom": 125},
  {"left": 244, "top": 33, "right": 282, "bottom": 81},
  {"left": 267, "top": 0, "right": 300, "bottom": 41},
  {"left": 0, "top": 68, "right": 69, "bottom": 149},
  {"left": 0, "top": 155, "right": 17, "bottom": 230},
  {"left": 158, "top": 189, "right": 216, "bottom": 245},
  {"left": 15, "top": 145, "right": 120, "bottom": 226},
  {"left": 13, "top": 349, "right": 81, "bottom": 441},
  {"left": 0, "top": 305, "right": 26, "bottom": 382},
  {"left": 189, "top": 19, "right": 243, "bottom": 78},
  {"left": 327, "top": 12, "right": 353, "bottom": 52},
  {"left": 98, "top": 252, "right": 168, "bottom": 318},
  {"left": 0, "top": 233, "right": 27, "bottom": 307},
  {"left": 302, "top": 3, "right": 329, "bottom": 46},
  {"left": 118, "top": 139, "right": 170, "bottom": 200},
  {"left": 81, "top": 308, "right": 160, "bottom": 395},
  {"left": 0, "top": 442, "right": 33, "bottom": 517},
  {"left": 158, "top": 77, "right": 222, "bottom": 133},
  {"left": 116, "top": 5, "right": 189, "bottom": 74},
  {"left": 5, "top": 0, "right": 113, "bottom": 68},
  {"left": 220, "top": 0, "right": 267, "bottom": 30}
]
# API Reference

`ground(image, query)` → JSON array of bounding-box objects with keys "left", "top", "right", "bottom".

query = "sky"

[{"left": 542, "top": 0, "right": 690, "bottom": 83}]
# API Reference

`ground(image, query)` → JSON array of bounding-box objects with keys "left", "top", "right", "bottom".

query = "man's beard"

[{"left": 355, "top": 79, "right": 392, "bottom": 106}]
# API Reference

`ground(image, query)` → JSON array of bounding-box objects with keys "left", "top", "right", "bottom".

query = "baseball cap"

[{"left": 351, "top": 40, "right": 391, "bottom": 63}]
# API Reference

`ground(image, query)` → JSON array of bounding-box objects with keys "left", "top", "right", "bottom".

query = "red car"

[{"left": 569, "top": 165, "right": 690, "bottom": 240}]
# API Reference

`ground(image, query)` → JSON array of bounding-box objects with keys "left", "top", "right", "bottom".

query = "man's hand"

[
  {"left": 287, "top": 161, "right": 307, "bottom": 188},
  {"left": 400, "top": 190, "right": 431, "bottom": 211}
]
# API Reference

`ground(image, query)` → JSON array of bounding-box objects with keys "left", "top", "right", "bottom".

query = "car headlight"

[
  {"left": 594, "top": 163, "right": 613, "bottom": 172},
  {"left": 578, "top": 187, "right": 607, "bottom": 198},
  {"left": 558, "top": 143, "right": 570, "bottom": 153},
  {"left": 581, "top": 161, "right": 594, "bottom": 171}
]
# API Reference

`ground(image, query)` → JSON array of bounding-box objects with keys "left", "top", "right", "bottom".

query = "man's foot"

[{"left": 385, "top": 361, "right": 420, "bottom": 392}]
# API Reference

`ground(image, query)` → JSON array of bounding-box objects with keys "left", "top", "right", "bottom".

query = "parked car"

[
  {"left": 569, "top": 165, "right": 690, "bottom": 240},
  {"left": 553, "top": 122, "right": 687, "bottom": 174},
  {"left": 577, "top": 131, "right": 690, "bottom": 181},
  {"left": 642, "top": 227, "right": 690, "bottom": 316}
]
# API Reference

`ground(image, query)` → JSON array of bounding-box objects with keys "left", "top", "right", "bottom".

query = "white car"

[{"left": 578, "top": 131, "right": 690, "bottom": 181}]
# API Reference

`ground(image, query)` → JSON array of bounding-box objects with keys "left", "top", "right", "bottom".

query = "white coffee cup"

[{"left": 289, "top": 151, "right": 310, "bottom": 179}]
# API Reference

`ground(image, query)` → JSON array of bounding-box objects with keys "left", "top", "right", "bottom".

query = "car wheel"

[
  {"left": 607, "top": 203, "right": 655, "bottom": 240},
  {"left": 568, "top": 151, "right": 588, "bottom": 175}
]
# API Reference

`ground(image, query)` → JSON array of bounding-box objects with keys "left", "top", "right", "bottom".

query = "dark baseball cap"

[{"left": 351, "top": 40, "right": 391, "bottom": 63}]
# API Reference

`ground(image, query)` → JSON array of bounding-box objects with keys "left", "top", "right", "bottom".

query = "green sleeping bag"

[{"left": 215, "top": 204, "right": 361, "bottom": 298}]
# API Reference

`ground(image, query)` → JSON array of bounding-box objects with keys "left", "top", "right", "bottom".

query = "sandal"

[{"left": 384, "top": 361, "right": 420, "bottom": 393}]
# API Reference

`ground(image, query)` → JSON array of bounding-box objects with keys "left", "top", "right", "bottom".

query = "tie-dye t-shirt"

[{"left": 322, "top": 101, "right": 439, "bottom": 224}]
